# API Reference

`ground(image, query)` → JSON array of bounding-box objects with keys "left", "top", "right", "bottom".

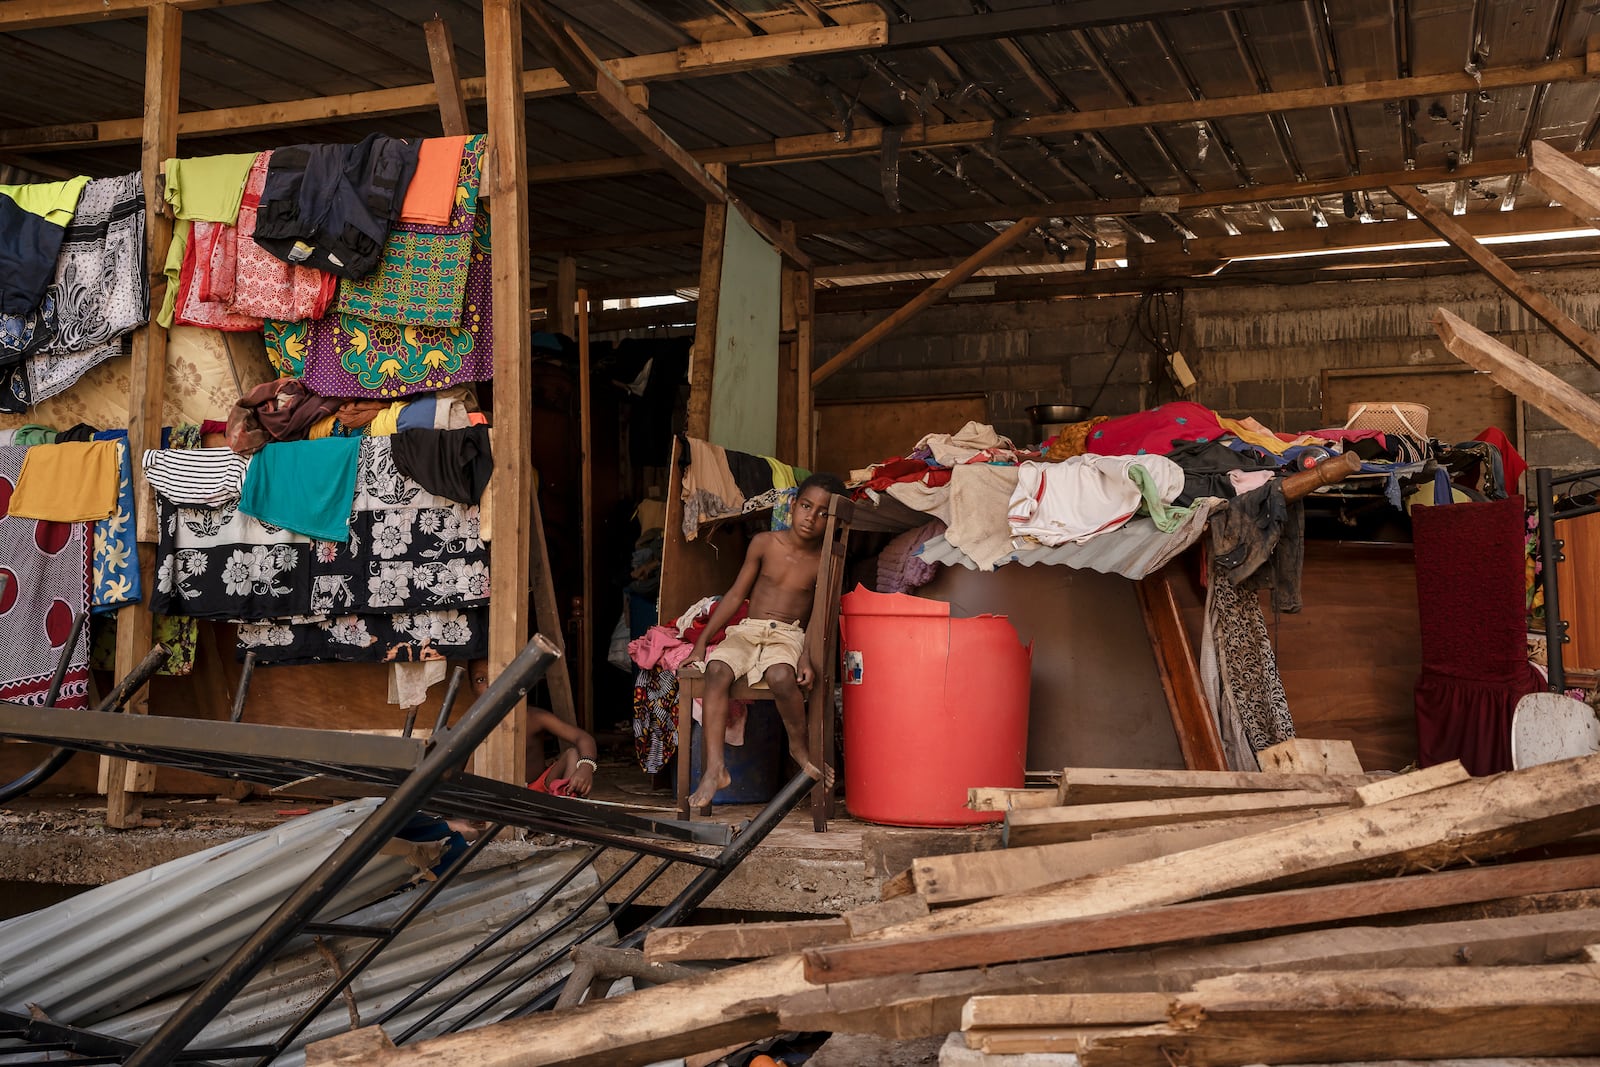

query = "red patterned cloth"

[
  {"left": 174, "top": 220, "right": 262, "bottom": 331},
  {"left": 1085, "top": 401, "right": 1228, "bottom": 458},
  {"left": 0, "top": 446, "right": 90, "bottom": 708},
  {"left": 225, "top": 152, "right": 337, "bottom": 322},
  {"left": 1412, "top": 495, "right": 1542, "bottom": 775}
]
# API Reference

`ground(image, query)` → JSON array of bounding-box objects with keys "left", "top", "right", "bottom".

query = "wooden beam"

[
  {"left": 771, "top": 909, "right": 1600, "bottom": 1039},
  {"left": 963, "top": 993, "right": 1172, "bottom": 1032},
  {"left": 0, "top": 0, "right": 262, "bottom": 31},
  {"left": 645, "top": 919, "right": 849, "bottom": 963},
  {"left": 1526, "top": 138, "right": 1600, "bottom": 226},
  {"left": 1079, "top": 963, "right": 1600, "bottom": 1067},
  {"left": 1354, "top": 760, "right": 1471, "bottom": 806},
  {"left": 810, "top": 216, "right": 1042, "bottom": 385},
  {"left": 1003, "top": 790, "right": 1350, "bottom": 848},
  {"left": 528, "top": 486, "right": 579, "bottom": 729},
  {"left": 577, "top": 287, "right": 594, "bottom": 735},
  {"left": 0, "top": 19, "right": 888, "bottom": 153},
  {"left": 794, "top": 264, "right": 815, "bottom": 469},
  {"left": 1391, "top": 183, "right": 1600, "bottom": 375},
  {"left": 103, "top": 0, "right": 181, "bottom": 831},
  {"left": 1256, "top": 737, "right": 1364, "bottom": 776},
  {"left": 914, "top": 813, "right": 1320, "bottom": 907},
  {"left": 524, "top": 58, "right": 1600, "bottom": 183},
  {"left": 551, "top": 255, "right": 576, "bottom": 336},
  {"left": 1432, "top": 306, "right": 1600, "bottom": 451},
  {"left": 423, "top": 16, "right": 471, "bottom": 137},
  {"left": 686, "top": 204, "right": 727, "bottom": 441},
  {"left": 1134, "top": 568, "right": 1223, "bottom": 771},
  {"left": 1055, "top": 768, "right": 1374, "bottom": 806},
  {"left": 777, "top": 232, "right": 798, "bottom": 464},
  {"left": 800, "top": 854, "right": 1600, "bottom": 984},
  {"left": 475, "top": 0, "right": 534, "bottom": 786}
]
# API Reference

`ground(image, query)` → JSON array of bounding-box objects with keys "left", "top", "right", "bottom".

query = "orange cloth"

[
  {"left": 10, "top": 441, "right": 120, "bottom": 522},
  {"left": 399, "top": 136, "right": 469, "bottom": 226}
]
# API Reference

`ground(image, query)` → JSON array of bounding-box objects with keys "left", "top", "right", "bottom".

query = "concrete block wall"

[{"left": 814, "top": 266, "right": 1600, "bottom": 469}]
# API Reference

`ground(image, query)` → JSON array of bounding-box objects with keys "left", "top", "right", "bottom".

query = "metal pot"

[{"left": 1027, "top": 403, "right": 1090, "bottom": 426}]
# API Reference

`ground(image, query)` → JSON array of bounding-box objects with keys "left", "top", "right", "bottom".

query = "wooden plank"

[
  {"left": 1003, "top": 791, "right": 1350, "bottom": 847},
  {"left": 644, "top": 919, "right": 849, "bottom": 963},
  {"left": 914, "top": 814, "right": 1319, "bottom": 906},
  {"left": 529, "top": 485, "right": 578, "bottom": 729},
  {"left": 800, "top": 854, "right": 1600, "bottom": 985},
  {"left": 1135, "top": 568, "right": 1225, "bottom": 771},
  {"left": 842, "top": 894, "right": 930, "bottom": 936},
  {"left": 962, "top": 993, "right": 1173, "bottom": 1031},
  {"left": 770, "top": 909, "right": 1600, "bottom": 1040},
  {"left": 794, "top": 268, "right": 815, "bottom": 470},
  {"left": 1392, "top": 183, "right": 1600, "bottom": 375},
  {"left": 577, "top": 287, "right": 593, "bottom": 735},
  {"left": 1355, "top": 761, "right": 1471, "bottom": 807},
  {"left": 423, "top": 16, "right": 470, "bottom": 137},
  {"left": 686, "top": 205, "right": 728, "bottom": 441},
  {"left": 1433, "top": 306, "right": 1600, "bottom": 450},
  {"left": 550, "top": 255, "right": 576, "bottom": 337},
  {"left": 810, "top": 217, "right": 1043, "bottom": 386},
  {"left": 1078, "top": 963, "right": 1600, "bottom": 1067},
  {"left": 103, "top": 0, "right": 181, "bottom": 830},
  {"left": 970, "top": 1027, "right": 1124, "bottom": 1054},
  {"left": 349, "top": 753, "right": 1600, "bottom": 1067},
  {"left": 1257, "top": 738, "right": 1365, "bottom": 776},
  {"left": 474, "top": 0, "right": 533, "bottom": 785},
  {"left": 968, "top": 787, "right": 1061, "bottom": 812},
  {"left": 1055, "top": 768, "right": 1374, "bottom": 806},
  {"left": 776, "top": 228, "right": 798, "bottom": 465},
  {"left": 879, "top": 866, "right": 916, "bottom": 901},
  {"left": 0, "top": 0, "right": 262, "bottom": 30},
  {"left": 1527, "top": 139, "right": 1600, "bottom": 226}
]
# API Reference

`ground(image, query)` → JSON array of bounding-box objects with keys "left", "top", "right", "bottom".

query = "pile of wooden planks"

[{"left": 308, "top": 749, "right": 1600, "bottom": 1067}]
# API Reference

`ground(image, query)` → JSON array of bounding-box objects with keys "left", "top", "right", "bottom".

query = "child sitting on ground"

[
  {"left": 685, "top": 472, "right": 846, "bottom": 811},
  {"left": 469, "top": 658, "right": 599, "bottom": 797}
]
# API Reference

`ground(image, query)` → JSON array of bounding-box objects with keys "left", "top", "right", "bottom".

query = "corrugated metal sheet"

[
  {"left": 917, "top": 499, "right": 1217, "bottom": 580},
  {"left": 0, "top": 802, "right": 616, "bottom": 1065}
]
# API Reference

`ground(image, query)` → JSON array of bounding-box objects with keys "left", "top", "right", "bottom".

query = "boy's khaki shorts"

[{"left": 706, "top": 618, "right": 805, "bottom": 687}]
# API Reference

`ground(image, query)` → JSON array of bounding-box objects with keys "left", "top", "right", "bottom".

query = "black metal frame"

[
  {"left": 1529, "top": 465, "right": 1600, "bottom": 694},
  {"left": 0, "top": 635, "right": 817, "bottom": 1066}
]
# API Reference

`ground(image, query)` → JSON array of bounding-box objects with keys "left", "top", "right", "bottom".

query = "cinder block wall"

[{"left": 813, "top": 266, "right": 1600, "bottom": 469}]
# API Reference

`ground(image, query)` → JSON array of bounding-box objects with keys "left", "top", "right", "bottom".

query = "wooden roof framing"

[{"left": 1, "top": 0, "right": 1599, "bottom": 296}]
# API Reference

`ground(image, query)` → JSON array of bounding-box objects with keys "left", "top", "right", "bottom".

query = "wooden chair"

[{"left": 674, "top": 494, "right": 853, "bottom": 831}]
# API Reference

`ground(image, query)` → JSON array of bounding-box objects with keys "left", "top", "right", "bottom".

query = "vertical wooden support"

[
  {"left": 528, "top": 484, "right": 579, "bottom": 728},
  {"left": 577, "top": 287, "right": 595, "bottom": 733},
  {"left": 687, "top": 203, "right": 729, "bottom": 441},
  {"left": 424, "top": 16, "right": 471, "bottom": 137},
  {"left": 794, "top": 267, "right": 815, "bottom": 470},
  {"left": 776, "top": 223, "right": 799, "bottom": 464},
  {"left": 475, "top": 0, "right": 532, "bottom": 785},
  {"left": 104, "top": 1, "right": 181, "bottom": 829},
  {"left": 551, "top": 255, "right": 577, "bottom": 337},
  {"left": 1135, "top": 567, "right": 1226, "bottom": 771}
]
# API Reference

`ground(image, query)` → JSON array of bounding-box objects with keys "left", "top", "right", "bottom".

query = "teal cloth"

[
  {"left": 238, "top": 438, "right": 361, "bottom": 543},
  {"left": 1131, "top": 463, "right": 1199, "bottom": 533}
]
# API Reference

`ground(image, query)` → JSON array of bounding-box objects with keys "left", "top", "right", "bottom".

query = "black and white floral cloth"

[
  {"left": 310, "top": 505, "right": 488, "bottom": 615},
  {"left": 152, "top": 496, "right": 310, "bottom": 621},
  {"left": 236, "top": 607, "right": 487, "bottom": 665}
]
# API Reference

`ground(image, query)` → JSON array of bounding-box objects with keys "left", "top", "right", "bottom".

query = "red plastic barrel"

[{"left": 839, "top": 586, "right": 1031, "bottom": 826}]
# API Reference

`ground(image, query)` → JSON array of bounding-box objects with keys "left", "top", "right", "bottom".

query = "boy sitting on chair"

[{"left": 686, "top": 473, "right": 846, "bottom": 811}]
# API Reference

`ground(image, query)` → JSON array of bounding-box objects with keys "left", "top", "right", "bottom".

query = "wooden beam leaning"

[
  {"left": 800, "top": 853, "right": 1600, "bottom": 985},
  {"left": 810, "top": 216, "right": 1042, "bottom": 385},
  {"left": 1526, "top": 138, "right": 1600, "bottom": 226},
  {"left": 1134, "top": 568, "right": 1223, "bottom": 771},
  {"left": 475, "top": 0, "right": 534, "bottom": 785},
  {"left": 103, "top": 0, "right": 181, "bottom": 830},
  {"left": 1433, "top": 306, "right": 1600, "bottom": 450},
  {"left": 686, "top": 204, "right": 728, "bottom": 441},
  {"left": 1390, "top": 183, "right": 1600, "bottom": 375},
  {"left": 423, "top": 16, "right": 471, "bottom": 138}
]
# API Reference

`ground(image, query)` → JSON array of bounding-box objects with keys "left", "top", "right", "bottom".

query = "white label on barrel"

[{"left": 844, "top": 650, "right": 864, "bottom": 684}]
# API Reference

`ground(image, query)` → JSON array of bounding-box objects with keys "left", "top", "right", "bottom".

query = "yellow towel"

[{"left": 10, "top": 441, "right": 120, "bottom": 522}]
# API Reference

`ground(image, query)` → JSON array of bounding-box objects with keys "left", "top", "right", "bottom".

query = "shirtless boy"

[{"left": 686, "top": 473, "right": 847, "bottom": 811}]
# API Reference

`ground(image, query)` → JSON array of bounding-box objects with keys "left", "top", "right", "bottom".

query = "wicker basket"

[{"left": 1345, "top": 401, "right": 1430, "bottom": 438}]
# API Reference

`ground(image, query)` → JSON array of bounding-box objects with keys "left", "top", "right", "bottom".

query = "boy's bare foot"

[
  {"left": 800, "top": 760, "right": 836, "bottom": 790},
  {"left": 688, "top": 764, "right": 731, "bottom": 812}
]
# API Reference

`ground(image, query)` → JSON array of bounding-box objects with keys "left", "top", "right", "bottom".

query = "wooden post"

[
  {"left": 528, "top": 487, "right": 579, "bottom": 729},
  {"left": 577, "top": 287, "right": 594, "bottom": 733},
  {"left": 104, "top": 0, "right": 181, "bottom": 829},
  {"left": 777, "top": 223, "right": 798, "bottom": 464},
  {"left": 795, "top": 266, "right": 814, "bottom": 469},
  {"left": 1134, "top": 567, "right": 1225, "bottom": 771},
  {"left": 551, "top": 254, "right": 576, "bottom": 336},
  {"left": 810, "top": 216, "right": 1043, "bottom": 386},
  {"left": 423, "top": 16, "right": 470, "bottom": 137},
  {"left": 687, "top": 203, "right": 728, "bottom": 441},
  {"left": 1389, "top": 183, "right": 1600, "bottom": 375},
  {"left": 475, "top": 0, "right": 533, "bottom": 785}
]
